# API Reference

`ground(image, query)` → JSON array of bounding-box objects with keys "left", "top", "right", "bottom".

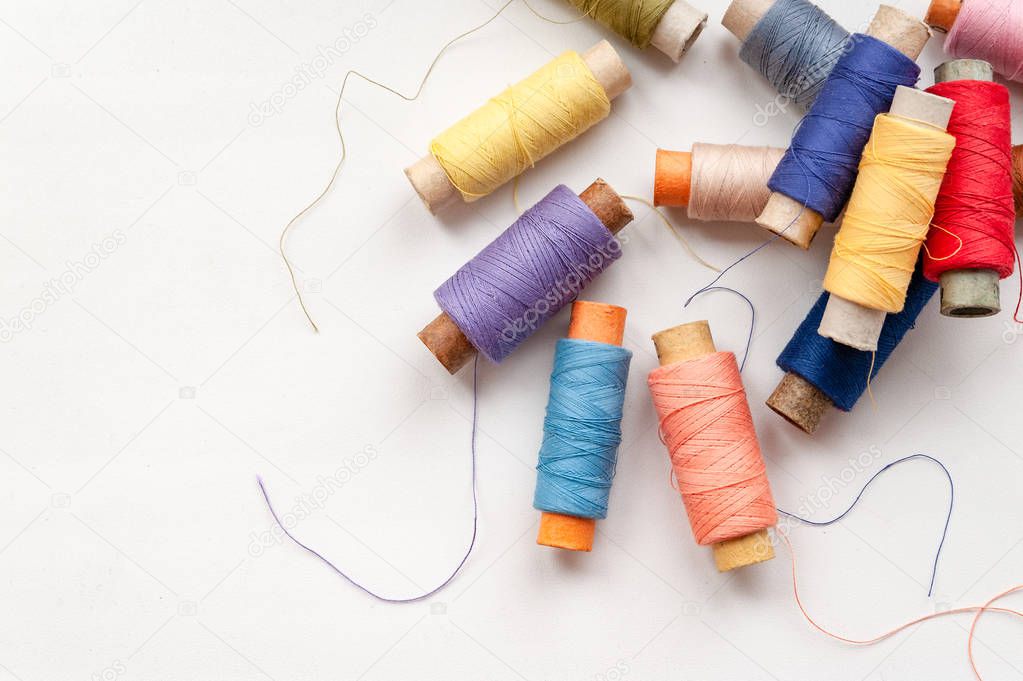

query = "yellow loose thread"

[
  {"left": 567, "top": 0, "right": 675, "bottom": 48},
  {"left": 429, "top": 51, "right": 611, "bottom": 201},
  {"left": 824, "top": 114, "right": 955, "bottom": 313}
]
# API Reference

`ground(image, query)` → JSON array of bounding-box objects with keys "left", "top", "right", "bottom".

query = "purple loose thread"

[
  {"left": 435, "top": 184, "right": 621, "bottom": 363},
  {"left": 257, "top": 357, "right": 480, "bottom": 603}
]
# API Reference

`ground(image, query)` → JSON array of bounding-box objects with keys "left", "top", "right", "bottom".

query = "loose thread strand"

[{"left": 256, "top": 357, "right": 481, "bottom": 603}]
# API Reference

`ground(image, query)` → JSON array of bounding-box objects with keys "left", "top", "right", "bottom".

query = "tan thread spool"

[
  {"left": 404, "top": 41, "right": 632, "bottom": 215},
  {"left": 818, "top": 86, "right": 955, "bottom": 352},
  {"left": 933, "top": 59, "right": 1002, "bottom": 319},
  {"left": 418, "top": 179, "right": 633, "bottom": 374},
  {"left": 654, "top": 144, "right": 785, "bottom": 222},
  {"left": 651, "top": 320, "right": 775, "bottom": 572},
  {"left": 536, "top": 300, "right": 627, "bottom": 552},
  {"left": 751, "top": 5, "right": 932, "bottom": 249}
]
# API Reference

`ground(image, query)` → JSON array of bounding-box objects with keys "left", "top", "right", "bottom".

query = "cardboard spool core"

[
  {"left": 417, "top": 179, "right": 633, "bottom": 374},
  {"left": 766, "top": 372, "right": 833, "bottom": 435},
  {"left": 537, "top": 300, "right": 627, "bottom": 552},
  {"left": 934, "top": 59, "right": 1000, "bottom": 319},
  {"left": 649, "top": 0, "right": 709, "bottom": 63},
  {"left": 404, "top": 40, "right": 632, "bottom": 214},
  {"left": 925, "top": 0, "right": 962, "bottom": 32},
  {"left": 753, "top": 4, "right": 932, "bottom": 250},
  {"left": 653, "top": 149, "right": 693, "bottom": 207},
  {"left": 651, "top": 320, "right": 775, "bottom": 572},
  {"left": 818, "top": 86, "right": 955, "bottom": 352}
]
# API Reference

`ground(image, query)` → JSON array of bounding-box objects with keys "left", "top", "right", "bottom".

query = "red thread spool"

[{"left": 924, "top": 65, "right": 1017, "bottom": 318}]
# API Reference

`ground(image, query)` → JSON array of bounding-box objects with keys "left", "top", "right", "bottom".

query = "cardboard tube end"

[
  {"left": 818, "top": 296, "right": 885, "bottom": 352},
  {"left": 537, "top": 512, "right": 596, "bottom": 552},
  {"left": 650, "top": 0, "right": 708, "bottom": 62},
  {"left": 935, "top": 59, "right": 994, "bottom": 83},
  {"left": 582, "top": 40, "right": 632, "bottom": 100},
  {"left": 652, "top": 320, "right": 715, "bottom": 365},
  {"left": 580, "top": 179, "right": 634, "bottom": 234},
  {"left": 713, "top": 529, "right": 774, "bottom": 571},
  {"left": 405, "top": 155, "right": 462, "bottom": 214},
  {"left": 924, "top": 0, "right": 961, "bottom": 32},
  {"left": 767, "top": 373, "right": 832, "bottom": 434},
  {"left": 755, "top": 193, "right": 824, "bottom": 249},
  {"left": 868, "top": 5, "right": 932, "bottom": 61},
  {"left": 654, "top": 149, "right": 693, "bottom": 207},
  {"left": 569, "top": 301, "right": 626, "bottom": 345},
  {"left": 721, "top": 0, "right": 774, "bottom": 42},
  {"left": 939, "top": 269, "right": 1001, "bottom": 318},
  {"left": 418, "top": 312, "right": 477, "bottom": 374}
]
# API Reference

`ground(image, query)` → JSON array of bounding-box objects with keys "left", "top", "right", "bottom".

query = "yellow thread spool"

[{"left": 404, "top": 41, "right": 631, "bottom": 214}]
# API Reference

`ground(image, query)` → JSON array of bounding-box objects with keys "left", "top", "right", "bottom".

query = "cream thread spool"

[
  {"left": 651, "top": 321, "right": 775, "bottom": 572},
  {"left": 817, "top": 86, "right": 955, "bottom": 352},
  {"left": 536, "top": 300, "right": 628, "bottom": 552},
  {"left": 741, "top": 4, "right": 932, "bottom": 249},
  {"left": 932, "top": 59, "right": 1002, "bottom": 318},
  {"left": 654, "top": 144, "right": 785, "bottom": 222},
  {"left": 418, "top": 179, "right": 633, "bottom": 374},
  {"left": 404, "top": 41, "right": 631, "bottom": 215}
]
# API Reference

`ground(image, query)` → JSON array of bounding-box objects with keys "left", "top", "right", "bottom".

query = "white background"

[{"left": 1, "top": 0, "right": 1022, "bottom": 679}]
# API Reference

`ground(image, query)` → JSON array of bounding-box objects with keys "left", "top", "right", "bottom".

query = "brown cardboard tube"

[
  {"left": 766, "top": 372, "right": 833, "bottom": 435},
  {"left": 418, "top": 179, "right": 633, "bottom": 374},
  {"left": 925, "top": 0, "right": 962, "bottom": 32},
  {"left": 651, "top": 321, "right": 775, "bottom": 571},
  {"left": 537, "top": 300, "right": 627, "bottom": 552}
]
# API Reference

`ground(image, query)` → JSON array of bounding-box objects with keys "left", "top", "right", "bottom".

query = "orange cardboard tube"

[
  {"left": 536, "top": 300, "right": 627, "bottom": 552},
  {"left": 654, "top": 149, "right": 693, "bottom": 207},
  {"left": 925, "top": 0, "right": 962, "bottom": 32}
]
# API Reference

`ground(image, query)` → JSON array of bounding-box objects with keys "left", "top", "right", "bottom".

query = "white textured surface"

[{"left": 1, "top": 1, "right": 1022, "bottom": 679}]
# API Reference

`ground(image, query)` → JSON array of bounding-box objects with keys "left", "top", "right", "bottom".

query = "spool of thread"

[
  {"left": 653, "top": 144, "right": 785, "bottom": 223},
  {"left": 404, "top": 41, "right": 631, "bottom": 214},
  {"left": 567, "top": 0, "right": 708, "bottom": 62},
  {"left": 534, "top": 301, "right": 631, "bottom": 552},
  {"left": 924, "top": 60, "right": 1016, "bottom": 318},
  {"left": 1015, "top": 145, "right": 1023, "bottom": 216},
  {"left": 925, "top": 0, "right": 1023, "bottom": 82},
  {"left": 818, "top": 86, "right": 955, "bottom": 352},
  {"left": 722, "top": 0, "right": 850, "bottom": 110},
  {"left": 647, "top": 321, "right": 777, "bottom": 572},
  {"left": 419, "top": 179, "right": 633, "bottom": 374},
  {"left": 767, "top": 261, "right": 937, "bottom": 434},
  {"left": 755, "top": 7, "right": 930, "bottom": 250}
]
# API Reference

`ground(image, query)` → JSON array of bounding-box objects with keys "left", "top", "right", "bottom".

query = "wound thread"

[
  {"left": 768, "top": 34, "right": 921, "bottom": 222},
  {"left": 434, "top": 185, "right": 620, "bottom": 363},
  {"left": 779, "top": 261, "right": 937, "bottom": 412},
  {"left": 688, "top": 143, "right": 786, "bottom": 222},
  {"left": 430, "top": 51, "right": 611, "bottom": 200},
  {"left": 923, "top": 80, "right": 1016, "bottom": 281},
  {"left": 946, "top": 0, "right": 1023, "bottom": 82},
  {"left": 739, "top": 0, "right": 850, "bottom": 110},
  {"left": 567, "top": 0, "right": 675, "bottom": 49},
  {"left": 534, "top": 338, "right": 632, "bottom": 519},
  {"left": 824, "top": 113, "right": 955, "bottom": 313},
  {"left": 648, "top": 351, "right": 777, "bottom": 545}
]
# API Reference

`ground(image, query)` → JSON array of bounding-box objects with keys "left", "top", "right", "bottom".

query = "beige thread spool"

[
  {"left": 651, "top": 321, "right": 775, "bottom": 572},
  {"left": 817, "top": 86, "right": 955, "bottom": 352},
  {"left": 932, "top": 59, "right": 1003, "bottom": 318},
  {"left": 418, "top": 179, "right": 633, "bottom": 374},
  {"left": 654, "top": 144, "right": 785, "bottom": 223},
  {"left": 404, "top": 41, "right": 631, "bottom": 215},
  {"left": 726, "top": 4, "right": 932, "bottom": 249},
  {"left": 646, "top": 0, "right": 709, "bottom": 62}
]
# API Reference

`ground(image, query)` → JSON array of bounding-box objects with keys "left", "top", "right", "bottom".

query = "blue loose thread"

[
  {"left": 768, "top": 34, "right": 920, "bottom": 222},
  {"left": 778, "top": 454, "right": 954, "bottom": 597},
  {"left": 739, "top": 0, "right": 850, "bottom": 110},
  {"left": 778, "top": 260, "right": 936, "bottom": 411},
  {"left": 256, "top": 356, "right": 481, "bottom": 603},
  {"left": 534, "top": 338, "right": 632, "bottom": 520}
]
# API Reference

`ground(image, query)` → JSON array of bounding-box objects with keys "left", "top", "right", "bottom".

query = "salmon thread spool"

[
  {"left": 924, "top": 60, "right": 1017, "bottom": 319},
  {"left": 647, "top": 321, "right": 777, "bottom": 571},
  {"left": 566, "top": 0, "right": 708, "bottom": 62},
  {"left": 405, "top": 41, "right": 631, "bottom": 214},
  {"left": 753, "top": 6, "right": 931, "bottom": 250},
  {"left": 534, "top": 301, "right": 632, "bottom": 552},
  {"left": 419, "top": 180, "right": 633, "bottom": 374},
  {"left": 819, "top": 86, "right": 956, "bottom": 352},
  {"left": 654, "top": 143, "right": 785, "bottom": 223},
  {"left": 925, "top": 0, "right": 1023, "bottom": 83}
]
